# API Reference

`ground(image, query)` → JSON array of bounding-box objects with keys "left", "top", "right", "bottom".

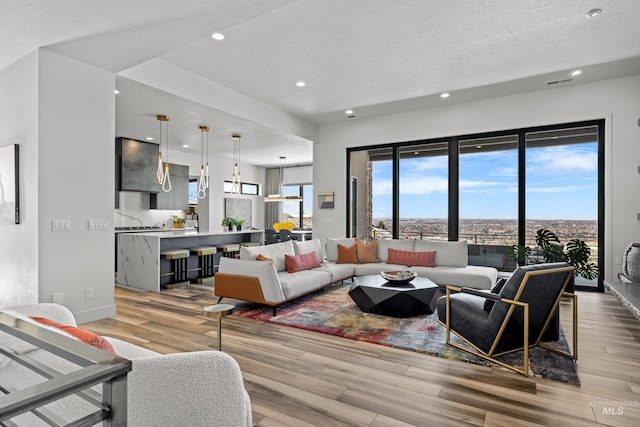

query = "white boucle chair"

[{"left": 1, "top": 303, "right": 251, "bottom": 426}]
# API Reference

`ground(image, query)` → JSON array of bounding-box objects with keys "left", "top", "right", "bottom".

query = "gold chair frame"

[{"left": 440, "top": 266, "right": 578, "bottom": 376}]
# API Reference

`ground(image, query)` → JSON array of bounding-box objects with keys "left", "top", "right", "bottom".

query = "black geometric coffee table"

[{"left": 348, "top": 274, "right": 443, "bottom": 318}]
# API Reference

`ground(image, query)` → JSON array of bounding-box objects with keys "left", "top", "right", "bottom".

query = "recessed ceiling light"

[
  {"left": 585, "top": 8, "right": 601, "bottom": 17},
  {"left": 211, "top": 33, "right": 225, "bottom": 40},
  {"left": 182, "top": 144, "right": 189, "bottom": 148},
  {"left": 145, "top": 137, "right": 154, "bottom": 141},
  {"left": 413, "top": 151, "right": 420, "bottom": 155},
  {"left": 345, "top": 109, "right": 354, "bottom": 115},
  {"left": 570, "top": 70, "right": 582, "bottom": 77},
  {"left": 114, "top": 89, "right": 120, "bottom": 94},
  {"left": 440, "top": 92, "right": 450, "bottom": 98},
  {"left": 296, "top": 81, "right": 306, "bottom": 87}
]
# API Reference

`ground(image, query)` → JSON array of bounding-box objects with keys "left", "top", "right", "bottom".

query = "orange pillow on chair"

[
  {"left": 30, "top": 316, "right": 116, "bottom": 354},
  {"left": 336, "top": 243, "right": 358, "bottom": 264}
]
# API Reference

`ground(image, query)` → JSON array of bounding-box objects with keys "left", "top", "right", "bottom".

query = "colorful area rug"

[{"left": 235, "top": 283, "right": 580, "bottom": 384}]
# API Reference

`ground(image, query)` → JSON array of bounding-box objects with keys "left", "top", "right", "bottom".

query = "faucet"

[{"left": 191, "top": 213, "right": 199, "bottom": 231}]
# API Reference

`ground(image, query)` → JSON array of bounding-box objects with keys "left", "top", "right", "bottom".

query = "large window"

[
  {"left": 525, "top": 125, "right": 599, "bottom": 287},
  {"left": 282, "top": 184, "right": 313, "bottom": 229},
  {"left": 459, "top": 135, "right": 519, "bottom": 271},
  {"left": 399, "top": 143, "right": 449, "bottom": 241},
  {"left": 347, "top": 120, "right": 604, "bottom": 291}
]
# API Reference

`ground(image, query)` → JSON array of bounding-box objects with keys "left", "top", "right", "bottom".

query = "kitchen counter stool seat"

[
  {"left": 190, "top": 246, "right": 217, "bottom": 284},
  {"left": 216, "top": 244, "right": 241, "bottom": 258},
  {"left": 214, "top": 244, "right": 241, "bottom": 272},
  {"left": 160, "top": 248, "right": 190, "bottom": 289}
]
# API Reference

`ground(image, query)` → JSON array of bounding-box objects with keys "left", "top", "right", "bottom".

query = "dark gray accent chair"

[
  {"left": 278, "top": 229, "right": 292, "bottom": 242},
  {"left": 265, "top": 228, "right": 279, "bottom": 245},
  {"left": 436, "top": 262, "right": 577, "bottom": 376}
]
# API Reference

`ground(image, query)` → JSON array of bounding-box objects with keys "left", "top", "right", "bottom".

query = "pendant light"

[
  {"left": 265, "top": 156, "right": 303, "bottom": 202},
  {"left": 230, "top": 134, "right": 241, "bottom": 195},
  {"left": 205, "top": 127, "right": 210, "bottom": 190},
  {"left": 156, "top": 114, "right": 171, "bottom": 192},
  {"left": 156, "top": 115, "right": 165, "bottom": 184},
  {"left": 198, "top": 125, "right": 209, "bottom": 199}
]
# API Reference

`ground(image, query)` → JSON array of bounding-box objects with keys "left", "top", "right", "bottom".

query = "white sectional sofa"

[
  {"left": 215, "top": 238, "right": 497, "bottom": 310},
  {"left": 0, "top": 303, "right": 252, "bottom": 426}
]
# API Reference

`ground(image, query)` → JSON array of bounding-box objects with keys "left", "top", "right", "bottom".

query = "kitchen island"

[{"left": 117, "top": 229, "right": 263, "bottom": 291}]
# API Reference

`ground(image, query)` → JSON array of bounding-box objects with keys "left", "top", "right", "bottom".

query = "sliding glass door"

[{"left": 347, "top": 119, "right": 604, "bottom": 291}]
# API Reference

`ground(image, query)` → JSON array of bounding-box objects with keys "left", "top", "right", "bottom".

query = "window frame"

[{"left": 346, "top": 119, "right": 605, "bottom": 292}]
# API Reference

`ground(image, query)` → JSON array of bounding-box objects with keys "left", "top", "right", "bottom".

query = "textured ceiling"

[{"left": 2, "top": 0, "right": 640, "bottom": 166}]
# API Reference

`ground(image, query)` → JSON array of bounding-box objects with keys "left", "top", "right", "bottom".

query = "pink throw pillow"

[
  {"left": 387, "top": 248, "right": 436, "bottom": 267},
  {"left": 285, "top": 251, "right": 321, "bottom": 273}
]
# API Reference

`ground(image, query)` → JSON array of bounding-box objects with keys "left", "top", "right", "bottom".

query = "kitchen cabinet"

[
  {"left": 116, "top": 137, "right": 160, "bottom": 192},
  {"left": 150, "top": 163, "right": 189, "bottom": 209}
]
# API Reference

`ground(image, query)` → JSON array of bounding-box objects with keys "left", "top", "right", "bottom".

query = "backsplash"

[{"left": 115, "top": 191, "right": 185, "bottom": 228}]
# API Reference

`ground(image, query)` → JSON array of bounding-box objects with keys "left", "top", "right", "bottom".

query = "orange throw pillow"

[
  {"left": 387, "top": 248, "right": 436, "bottom": 267},
  {"left": 285, "top": 251, "right": 321, "bottom": 273},
  {"left": 256, "top": 253, "right": 273, "bottom": 262},
  {"left": 356, "top": 239, "right": 379, "bottom": 263},
  {"left": 336, "top": 243, "right": 358, "bottom": 264},
  {"left": 30, "top": 316, "right": 116, "bottom": 354}
]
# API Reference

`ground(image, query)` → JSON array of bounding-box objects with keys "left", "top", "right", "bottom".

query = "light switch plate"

[
  {"left": 52, "top": 219, "right": 71, "bottom": 231},
  {"left": 88, "top": 219, "right": 109, "bottom": 230}
]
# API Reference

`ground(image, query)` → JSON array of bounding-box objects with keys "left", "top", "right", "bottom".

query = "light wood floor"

[{"left": 81, "top": 286, "right": 640, "bottom": 426}]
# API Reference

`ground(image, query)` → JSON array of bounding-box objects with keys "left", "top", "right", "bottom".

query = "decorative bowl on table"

[{"left": 380, "top": 270, "right": 417, "bottom": 284}]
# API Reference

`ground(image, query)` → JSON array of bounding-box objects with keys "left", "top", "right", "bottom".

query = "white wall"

[
  {"left": 314, "top": 75, "right": 640, "bottom": 282},
  {"left": 0, "top": 52, "right": 39, "bottom": 307},
  {"left": 163, "top": 149, "right": 266, "bottom": 232},
  {"left": 37, "top": 50, "right": 116, "bottom": 322},
  {"left": 283, "top": 165, "right": 312, "bottom": 185}
]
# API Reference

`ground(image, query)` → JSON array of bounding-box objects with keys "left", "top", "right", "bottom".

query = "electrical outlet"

[
  {"left": 88, "top": 219, "right": 109, "bottom": 230},
  {"left": 615, "top": 256, "right": 623, "bottom": 265},
  {"left": 86, "top": 288, "right": 94, "bottom": 299},
  {"left": 51, "top": 219, "right": 71, "bottom": 231}
]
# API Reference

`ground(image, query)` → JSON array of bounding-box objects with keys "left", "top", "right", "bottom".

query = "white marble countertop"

[{"left": 126, "top": 229, "right": 264, "bottom": 238}]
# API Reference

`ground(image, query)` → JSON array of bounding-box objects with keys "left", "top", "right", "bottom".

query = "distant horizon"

[{"left": 372, "top": 142, "right": 598, "bottom": 219}]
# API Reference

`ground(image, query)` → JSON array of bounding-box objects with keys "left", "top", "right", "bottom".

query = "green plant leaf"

[{"left": 535, "top": 229, "right": 560, "bottom": 248}]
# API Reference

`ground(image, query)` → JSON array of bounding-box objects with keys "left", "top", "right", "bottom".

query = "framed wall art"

[
  {"left": 0, "top": 144, "right": 19, "bottom": 224},
  {"left": 318, "top": 191, "right": 334, "bottom": 209}
]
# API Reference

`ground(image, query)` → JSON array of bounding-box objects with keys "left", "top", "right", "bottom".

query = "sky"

[{"left": 372, "top": 142, "right": 598, "bottom": 220}]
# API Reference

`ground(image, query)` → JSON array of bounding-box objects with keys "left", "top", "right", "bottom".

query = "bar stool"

[
  {"left": 241, "top": 242, "right": 260, "bottom": 247},
  {"left": 216, "top": 243, "right": 241, "bottom": 258},
  {"left": 214, "top": 243, "right": 241, "bottom": 272},
  {"left": 160, "top": 249, "right": 190, "bottom": 289},
  {"left": 189, "top": 246, "right": 217, "bottom": 284}
]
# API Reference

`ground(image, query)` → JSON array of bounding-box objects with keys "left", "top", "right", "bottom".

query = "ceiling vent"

[{"left": 546, "top": 78, "right": 574, "bottom": 86}]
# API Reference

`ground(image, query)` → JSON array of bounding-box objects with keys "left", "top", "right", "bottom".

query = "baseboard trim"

[{"left": 73, "top": 304, "right": 116, "bottom": 324}]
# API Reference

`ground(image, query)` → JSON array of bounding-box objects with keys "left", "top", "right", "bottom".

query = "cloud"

[
  {"left": 528, "top": 146, "right": 597, "bottom": 174},
  {"left": 373, "top": 176, "right": 449, "bottom": 195}
]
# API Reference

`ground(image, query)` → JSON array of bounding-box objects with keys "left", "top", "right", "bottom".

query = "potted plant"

[
  {"left": 172, "top": 215, "right": 185, "bottom": 229},
  {"left": 232, "top": 218, "right": 246, "bottom": 231},
  {"left": 509, "top": 228, "right": 599, "bottom": 282},
  {"left": 221, "top": 217, "right": 234, "bottom": 232}
]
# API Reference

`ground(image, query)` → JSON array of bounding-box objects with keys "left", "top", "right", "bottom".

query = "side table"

[{"left": 203, "top": 303, "right": 235, "bottom": 351}]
